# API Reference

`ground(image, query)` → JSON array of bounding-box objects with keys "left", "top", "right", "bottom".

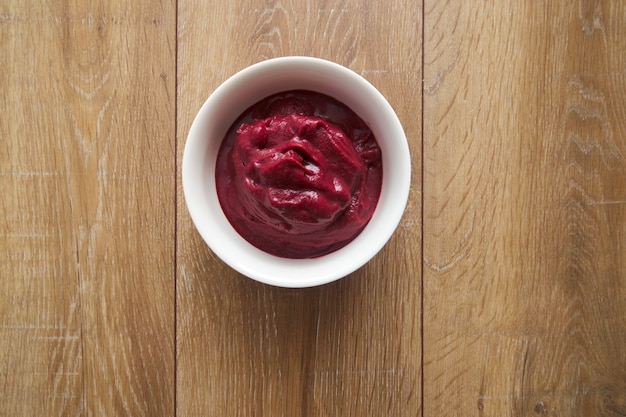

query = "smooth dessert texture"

[{"left": 215, "top": 90, "right": 382, "bottom": 258}]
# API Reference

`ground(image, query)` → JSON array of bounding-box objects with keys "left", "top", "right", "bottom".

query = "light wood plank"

[
  {"left": 176, "top": 0, "right": 422, "bottom": 415},
  {"left": 423, "top": 1, "right": 626, "bottom": 416},
  {"left": 0, "top": 1, "right": 176, "bottom": 415}
]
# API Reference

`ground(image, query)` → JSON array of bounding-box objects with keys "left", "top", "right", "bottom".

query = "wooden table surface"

[{"left": 2, "top": 1, "right": 626, "bottom": 416}]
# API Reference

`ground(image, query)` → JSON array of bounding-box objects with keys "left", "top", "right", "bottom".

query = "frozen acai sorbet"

[{"left": 215, "top": 90, "right": 383, "bottom": 258}]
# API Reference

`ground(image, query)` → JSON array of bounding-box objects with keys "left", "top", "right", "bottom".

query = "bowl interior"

[{"left": 183, "top": 57, "right": 410, "bottom": 287}]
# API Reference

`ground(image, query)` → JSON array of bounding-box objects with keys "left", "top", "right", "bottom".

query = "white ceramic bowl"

[{"left": 182, "top": 56, "right": 410, "bottom": 288}]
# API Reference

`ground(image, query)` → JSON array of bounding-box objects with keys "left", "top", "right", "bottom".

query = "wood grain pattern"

[
  {"left": 423, "top": 1, "right": 626, "bottom": 416},
  {"left": 4, "top": 0, "right": 626, "bottom": 416},
  {"left": 176, "top": 0, "right": 422, "bottom": 416},
  {"left": 1, "top": 1, "right": 176, "bottom": 415}
]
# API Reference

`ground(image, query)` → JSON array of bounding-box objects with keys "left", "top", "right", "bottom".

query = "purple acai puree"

[{"left": 215, "top": 90, "right": 382, "bottom": 258}]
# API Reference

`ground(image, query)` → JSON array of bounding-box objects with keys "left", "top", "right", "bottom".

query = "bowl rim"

[{"left": 182, "top": 56, "right": 411, "bottom": 288}]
